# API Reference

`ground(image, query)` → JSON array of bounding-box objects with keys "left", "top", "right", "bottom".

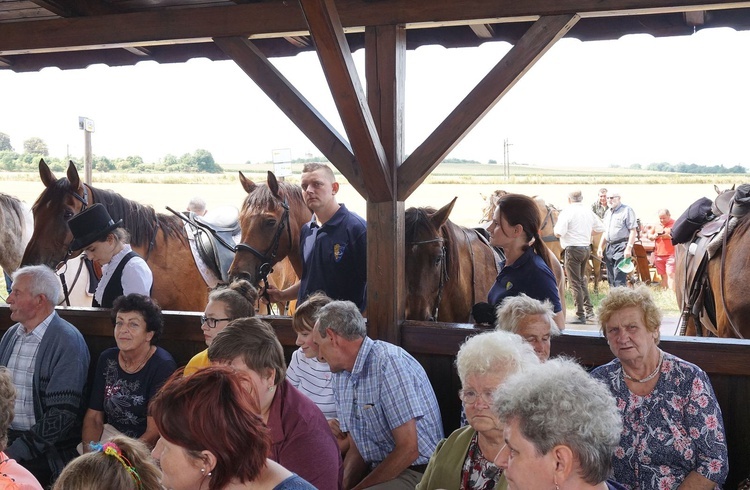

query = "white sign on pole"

[
  {"left": 78, "top": 116, "right": 95, "bottom": 132},
  {"left": 272, "top": 148, "right": 293, "bottom": 177}
]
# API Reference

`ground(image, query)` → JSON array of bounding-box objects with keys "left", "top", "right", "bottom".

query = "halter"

[
  {"left": 56, "top": 184, "right": 90, "bottom": 305},
  {"left": 235, "top": 198, "right": 292, "bottom": 292},
  {"left": 407, "top": 236, "right": 448, "bottom": 321},
  {"left": 540, "top": 204, "right": 559, "bottom": 243}
]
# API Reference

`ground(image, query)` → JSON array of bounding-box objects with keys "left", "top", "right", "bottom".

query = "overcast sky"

[{"left": 1, "top": 27, "right": 748, "bottom": 168}]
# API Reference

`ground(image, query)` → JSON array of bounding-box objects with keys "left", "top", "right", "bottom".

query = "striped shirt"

[
  {"left": 9, "top": 313, "right": 53, "bottom": 430},
  {"left": 333, "top": 337, "right": 443, "bottom": 466},
  {"left": 286, "top": 349, "right": 337, "bottom": 420}
]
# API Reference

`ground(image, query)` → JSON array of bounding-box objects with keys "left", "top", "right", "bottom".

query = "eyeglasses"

[
  {"left": 458, "top": 389, "right": 495, "bottom": 405},
  {"left": 201, "top": 316, "right": 232, "bottom": 329},
  {"left": 607, "top": 196, "right": 620, "bottom": 200}
]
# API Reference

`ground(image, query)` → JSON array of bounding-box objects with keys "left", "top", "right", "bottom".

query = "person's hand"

[
  {"left": 624, "top": 248, "right": 632, "bottom": 259},
  {"left": 328, "top": 418, "right": 347, "bottom": 440},
  {"left": 262, "top": 285, "right": 285, "bottom": 304}
]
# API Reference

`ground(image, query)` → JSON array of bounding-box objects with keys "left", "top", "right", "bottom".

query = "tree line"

[
  {"left": 628, "top": 162, "right": 746, "bottom": 174},
  {"left": 0, "top": 132, "right": 223, "bottom": 174}
]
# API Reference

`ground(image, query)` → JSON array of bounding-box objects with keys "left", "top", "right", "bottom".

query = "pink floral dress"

[{"left": 591, "top": 352, "right": 727, "bottom": 489}]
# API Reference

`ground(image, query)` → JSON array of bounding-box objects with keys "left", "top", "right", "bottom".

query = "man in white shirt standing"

[{"left": 554, "top": 190, "right": 604, "bottom": 324}]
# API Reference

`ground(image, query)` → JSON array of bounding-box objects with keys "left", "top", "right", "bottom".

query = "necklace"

[
  {"left": 120, "top": 346, "right": 153, "bottom": 374},
  {"left": 623, "top": 350, "right": 664, "bottom": 383}
]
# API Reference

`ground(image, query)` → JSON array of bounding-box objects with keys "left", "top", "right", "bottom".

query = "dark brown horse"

[
  {"left": 675, "top": 189, "right": 750, "bottom": 338},
  {"left": 229, "top": 171, "right": 311, "bottom": 298},
  {"left": 22, "top": 160, "right": 208, "bottom": 311},
  {"left": 406, "top": 198, "right": 500, "bottom": 322}
]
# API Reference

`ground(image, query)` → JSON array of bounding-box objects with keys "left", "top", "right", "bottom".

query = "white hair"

[
  {"left": 456, "top": 330, "right": 539, "bottom": 385},
  {"left": 12, "top": 265, "right": 62, "bottom": 305}
]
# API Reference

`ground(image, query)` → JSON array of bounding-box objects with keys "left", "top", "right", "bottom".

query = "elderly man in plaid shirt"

[{"left": 313, "top": 300, "right": 443, "bottom": 490}]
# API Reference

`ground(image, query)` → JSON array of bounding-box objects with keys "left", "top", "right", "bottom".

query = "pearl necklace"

[{"left": 623, "top": 350, "right": 664, "bottom": 383}]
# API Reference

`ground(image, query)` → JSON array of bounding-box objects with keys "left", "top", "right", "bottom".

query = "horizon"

[{"left": 1, "top": 27, "right": 749, "bottom": 169}]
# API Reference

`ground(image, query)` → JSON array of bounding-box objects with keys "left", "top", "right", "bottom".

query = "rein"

[
  {"left": 56, "top": 184, "right": 91, "bottom": 304},
  {"left": 235, "top": 199, "right": 292, "bottom": 306},
  {"left": 407, "top": 236, "right": 447, "bottom": 321}
]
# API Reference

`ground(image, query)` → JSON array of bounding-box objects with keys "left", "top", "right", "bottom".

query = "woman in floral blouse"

[
  {"left": 417, "top": 330, "right": 539, "bottom": 490},
  {"left": 591, "top": 286, "right": 728, "bottom": 489}
]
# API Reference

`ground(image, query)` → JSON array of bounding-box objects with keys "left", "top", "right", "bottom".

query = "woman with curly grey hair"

[
  {"left": 493, "top": 358, "right": 625, "bottom": 490},
  {"left": 0, "top": 367, "right": 43, "bottom": 489},
  {"left": 495, "top": 293, "right": 560, "bottom": 361},
  {"left": 417, "top": 330, "right": 539, "bottom": 490},
  {"left": 591, "top": 286, "right": 727, "bottom": 489}
]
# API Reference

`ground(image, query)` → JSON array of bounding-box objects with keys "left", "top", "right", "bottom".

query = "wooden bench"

[{"left": 1, "top": 305, "right": 748, "bottom": 487}]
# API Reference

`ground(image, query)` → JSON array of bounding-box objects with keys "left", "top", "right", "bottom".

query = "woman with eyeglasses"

[
  {"left": 183, "top": 279, "right": 258, "bottom": 375},
  {"left": 81, "top": 294, "right": 176, "bottom": 452},
  {"left": 417, "top": 330, "right": 539, "bottom": 490}
]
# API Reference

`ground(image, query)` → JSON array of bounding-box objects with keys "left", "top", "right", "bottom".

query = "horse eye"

[
  {"left": 434, "top": 256, "right": 442, "bottom": 266},
  {"left": 266, "top": 219, "right": 277, "bottom": 228},
  {"left": 63, "top": 210, "right": 74, "bottom": 219}
]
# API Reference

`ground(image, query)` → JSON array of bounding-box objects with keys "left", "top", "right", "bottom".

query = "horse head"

[
  {"left": 405, "top": 197, "right": 457, "bottom": 321},
  {"left": 21, "top": 159, "right": 89, "bottom": 269},
  {"left": 229, "top": 170, "right": 308, "bottom": 286}
]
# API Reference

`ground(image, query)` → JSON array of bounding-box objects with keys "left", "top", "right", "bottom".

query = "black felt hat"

[{"left": 68, "top": 203, "right": 123, "bottom": 251}]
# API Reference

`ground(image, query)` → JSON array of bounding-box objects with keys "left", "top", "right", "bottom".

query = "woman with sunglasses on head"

[{"left": 183, "top": 279, "right": 258, "bottom": 376}]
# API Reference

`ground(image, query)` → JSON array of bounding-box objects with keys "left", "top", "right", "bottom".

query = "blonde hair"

[
  {"left": 597, "top": 286, "right": 662, "bottom": 343},
  {"left": 53, "top": 436, "right": 162, "bottom": 490},
  {"left": 0, "top": 368, "right": 16, "bottom": 451}
]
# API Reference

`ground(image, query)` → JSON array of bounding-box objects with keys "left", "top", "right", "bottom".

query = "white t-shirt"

[{"left": 286, "top": 348, "right": 337, "bottom": 420}]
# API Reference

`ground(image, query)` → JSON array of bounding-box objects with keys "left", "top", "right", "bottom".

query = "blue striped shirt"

[
  {"left": 332, "top": 337, "right": 443, "bottom": 466},
  {"left": 9, "top": 312, "right": 53, "bottom": 430}
]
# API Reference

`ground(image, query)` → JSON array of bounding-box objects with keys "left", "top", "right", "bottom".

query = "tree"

[
  {"left": 23, "top": 137, "right": 49, "bottom": 156},
  {"left": 0, "top": 132, "right": 12, "bottom": 151}
]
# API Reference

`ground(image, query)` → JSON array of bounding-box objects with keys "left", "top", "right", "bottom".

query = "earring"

[
  {"left": 268, "top": 385, "right": 275, "bottom": 392},
  {"left": 200, "top": 468, "right": 205, "bottom": 474},
  {"left": 207, "top": 471, "right": 212, "bottom": 477},
  {"left": 554, "top": 476, "right": 560, "bottom": 490}
]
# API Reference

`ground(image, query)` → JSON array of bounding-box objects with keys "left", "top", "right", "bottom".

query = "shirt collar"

[
  {"left": 348, "top": 336, "right": 373, "bottom": 380},
  {"left": 505, "top": 247, "right": 534, "bottom": 269},
  {"left": 17, "top": 311, "right": 55, "bottom": 339},
  {"left": 310, "top": 204, "right": 348, "bottom": 230}
]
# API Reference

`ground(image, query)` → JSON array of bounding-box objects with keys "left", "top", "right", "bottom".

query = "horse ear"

[
  {"left": 714, "top": 185, "right": 721, "bottom": 195},
  {"left": 66, "top": 161, "right": 81, "bottom": 190},
  {"left": 239, "top": 171, "right": 257, "bottom": 194},
  {"left": 431, "top": 197, "right": 458, "bottom": 229},
  {"left": 267, "top": 171, "right": 280, "bottom": 198},
  {"left": 38, "top": 159, "right": 57, "bottom": 189}
]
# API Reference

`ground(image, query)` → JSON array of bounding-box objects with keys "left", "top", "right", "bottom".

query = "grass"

[{"left": 563, "top": 280, "right": 680, "bottom": 316}]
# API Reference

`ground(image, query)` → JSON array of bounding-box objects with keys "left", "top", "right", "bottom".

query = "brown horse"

[
  {"left": 675, "top": 189, "right": 750, "bottom": 338},
  {"left": 229, "top": 171, "right": 311, "bottom": 302},
  {"left": 21, "top": 160, "right": 208, "bottom": 311},
  {"left": 406, "top": 198, "right": 500, "bottom": 322}
]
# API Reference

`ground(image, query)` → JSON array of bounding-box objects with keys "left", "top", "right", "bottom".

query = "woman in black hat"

[{"left": 68, "top": 203, "right": 153, "bottom": 308}]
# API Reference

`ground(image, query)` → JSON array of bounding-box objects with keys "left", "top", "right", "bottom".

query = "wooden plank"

[
  {"left": 213, "top": 36, "right": 365, "bottom": 196},
  {"left": 366, "top": 200, "right": 405, "bottom": 343},
  {"left": 397, "top": 14, "right": 579, "bottom": 200},
  {"left": 299, "top": 0, "right": 392, "bottom": 202},
  {"left": 5, "top": 0, "right": 744, "bottom": 61}
]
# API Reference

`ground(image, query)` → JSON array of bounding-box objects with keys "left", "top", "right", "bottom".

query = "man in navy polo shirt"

[{"left": 267, "top": 163, "right": 367, "bottom": 310}]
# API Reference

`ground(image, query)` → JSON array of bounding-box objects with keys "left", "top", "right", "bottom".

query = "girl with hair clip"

[
  {"left": 54, "top": 435, "right": 162, "bottom": 490},
  {"left": 486, "top": 194, "right": 565, "bottom": 330}
]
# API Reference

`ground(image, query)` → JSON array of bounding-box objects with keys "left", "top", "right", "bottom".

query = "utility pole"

[
  {"left": 78, "top": 117, "right": 95, "bottom": 185},
  {"left": 503, "top": 138, "right": 513, "bottom": 178}
]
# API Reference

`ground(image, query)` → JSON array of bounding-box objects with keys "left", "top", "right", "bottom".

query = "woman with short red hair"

[{"left": 150, "top": 366, "right": 315, "bottom": 490}]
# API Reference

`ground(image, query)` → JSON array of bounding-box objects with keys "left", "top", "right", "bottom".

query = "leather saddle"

[{"left": 170, "top": 206, "right": 240, "bottom": 282}]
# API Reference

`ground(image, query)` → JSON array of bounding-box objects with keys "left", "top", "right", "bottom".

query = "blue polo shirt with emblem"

[
  {"left": 488, "top": 247, "right": 562, "bottom": 312},
  {"left": 298, "top": 204, "right": 367, "bottom": 310}
]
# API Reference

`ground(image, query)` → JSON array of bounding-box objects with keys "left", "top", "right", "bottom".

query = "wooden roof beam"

[
  {"left": 3, "top": 0, "right": 748, "bottom": 56},
  {"left": 213, "top": 36, "right": 364, "bottom": 196},
  {"left": 470, "top": 23, "right": 496, "bottom": 39},
  {"left": 300, "top": 0, "right": 392, "bottom": 202},
  {"left": 398, "top": 14, "right": 580, "bottom": 200}
]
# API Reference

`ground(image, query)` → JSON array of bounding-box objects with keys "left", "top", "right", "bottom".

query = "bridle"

[
  {"left": 235, "top": 198, "right": 292, "bottom": 294},
  {"left": 407, "top": 236, "right": 448, "bottom": 321},
  {"left": 56, "top": 184, "right": 90, "bottom": 305},
  {"left": 540, "top": 204, "right": 559, "bottom": 244}
]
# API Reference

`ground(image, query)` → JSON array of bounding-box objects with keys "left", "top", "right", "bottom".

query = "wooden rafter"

[
  {"left": 397, "top": 14, "right": 580, "bottom": 200},
  {"left": 299, "top": 0, "right": 392, "bottom": 202},
  {"left": 213, "top": 36, "right": 365, "bottom": 196},
  {"left": 2, "top": 0, "right": 749, "bottom": 55}
]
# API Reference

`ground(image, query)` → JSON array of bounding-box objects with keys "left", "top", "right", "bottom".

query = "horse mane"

[
  {"left": 32, "top": 178, "right": 184, "bottom": 248},
  {"left": 405, "top": 206, "right": 461, "bottom": 281},
  {"left": 0, "top": 193, "right": 24, "bottom": 227},
  {"left": 243, "top": 181, "right": 306, "bottom": 214},
  {"left": 732, "top": 210, "right": 750, "bottom": 239}
]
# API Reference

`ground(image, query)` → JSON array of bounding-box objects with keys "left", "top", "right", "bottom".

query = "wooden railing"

[{"left": 2, "top": 306, "right": 749, "bottom": 488}]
